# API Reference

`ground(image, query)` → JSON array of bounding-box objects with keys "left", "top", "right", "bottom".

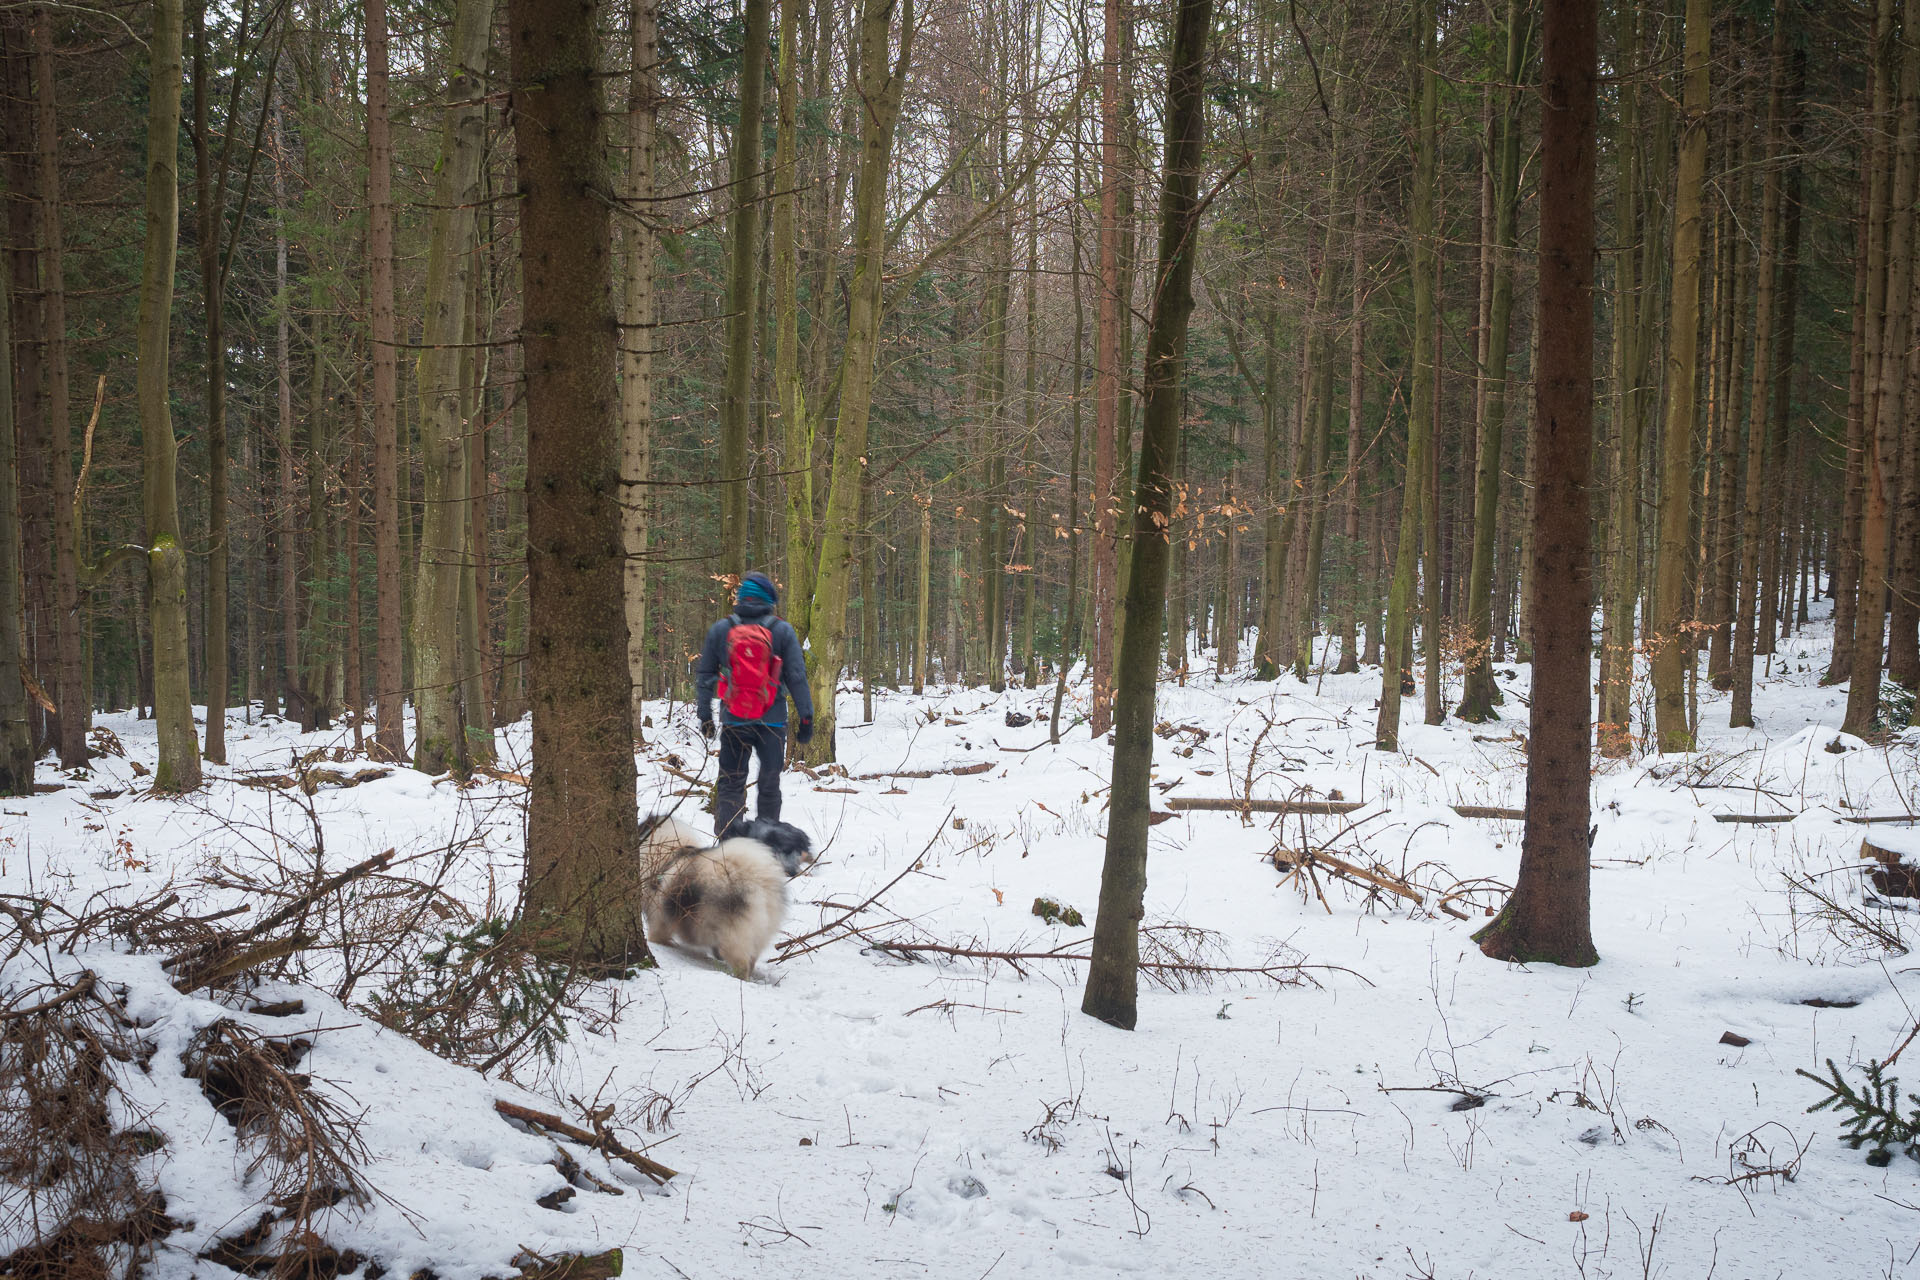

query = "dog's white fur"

[{"left": 639, "top": 815, "right": 788, "bottom": 978}]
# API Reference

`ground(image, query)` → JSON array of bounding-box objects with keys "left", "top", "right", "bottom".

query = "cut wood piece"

[
  {"left": 1451, "top": 805, "right": 1525, "bottom": 820},
  {"left": 853, "top": 760, "right": 996, "bottom": 781},
  {"left": 1168, "top": 797, "right": 1363, "bottom": 815},
  {"left": 515, "top": 1249, "right": 624, "bottom": 1280}
]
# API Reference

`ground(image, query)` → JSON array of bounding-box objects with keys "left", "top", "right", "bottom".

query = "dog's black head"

[{"left": 723, "top": 817, "right": 812, "bottom": 877}]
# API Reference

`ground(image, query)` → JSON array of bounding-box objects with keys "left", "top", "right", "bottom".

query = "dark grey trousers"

[{"left": 716, "top": 721, "right": 785, "bottom": 836}]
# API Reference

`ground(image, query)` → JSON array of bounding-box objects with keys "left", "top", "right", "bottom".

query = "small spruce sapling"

[{"left": 1797, "top": 1058, "right": 1920, "bottom": 1166}]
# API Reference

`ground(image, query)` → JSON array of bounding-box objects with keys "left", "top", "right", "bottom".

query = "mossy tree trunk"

[
  {"left": 1650, "top": 0, "right": 1710, "bottom": 753},
  {"left": 801, "top": 0, "right": 914, "bottom": 763},
  {"left": 1377, "top": 0, "right": 1437, "bottom": 753},
  {"left": 410, "top": 0, "right": 490, "bottom": 775},
  {"left": 719, "top": 0, "right": 771, "bottom": 581},
  {"left": 139, "top": 0, "right": 200, "bottom": 793},
  {"left": 367, "top": 0, "right": 406, "bottom": 759}
]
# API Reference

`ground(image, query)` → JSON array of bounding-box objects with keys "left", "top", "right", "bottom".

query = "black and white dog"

[{"left": 638, "top": 814, "right": 812, "bottom": 979}]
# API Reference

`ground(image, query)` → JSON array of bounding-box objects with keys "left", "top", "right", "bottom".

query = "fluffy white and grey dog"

[{"left": 638, "top": 814, "right": 811, "bottom": 978}]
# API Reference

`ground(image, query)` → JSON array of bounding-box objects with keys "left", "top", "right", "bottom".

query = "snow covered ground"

[{"left": 6, "top": 610, "right": 1920, "bottom": 1280}]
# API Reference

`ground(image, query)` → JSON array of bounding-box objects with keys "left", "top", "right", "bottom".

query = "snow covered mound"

[{"left": 6, "top": 613, "right": 1920, "bottom": 1279}]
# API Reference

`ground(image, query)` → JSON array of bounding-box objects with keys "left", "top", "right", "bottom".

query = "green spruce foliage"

[{"left": 1798, "top": 1057, "right": 1920, "bottom": 1165}]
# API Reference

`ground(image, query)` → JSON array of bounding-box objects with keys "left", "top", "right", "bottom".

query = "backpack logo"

[{"left": 718, "top": 621, "right": 783, "bottom": 719}]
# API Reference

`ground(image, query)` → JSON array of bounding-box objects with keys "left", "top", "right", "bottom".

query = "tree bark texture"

[
  {"left": 1650, "top": 0, "right": 1710, "bottom": 753},
  {"left": 1476, "top": 0, "right": 1598, "bottom": 968},
  {"left": 139, "top": 0, "right": 201, "bottom": 792},
  {"left": 410, "top": 0, "right": 491, "bottom": 774},
  {"left": 510, "top": 0, "right": 652, "bottom": 969},
  {"left": 1082, "top": 0, "right": 1212, "bottom": 1030}
]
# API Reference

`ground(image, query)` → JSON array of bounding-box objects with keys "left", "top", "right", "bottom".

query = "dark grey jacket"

[{"left": 694, "top": 599, "right": 813, "bottom": 727}]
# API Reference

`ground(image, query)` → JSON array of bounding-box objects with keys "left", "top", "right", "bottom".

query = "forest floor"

[{"left": 6, "top": 608, "right": 1920, "bottom": 1280}]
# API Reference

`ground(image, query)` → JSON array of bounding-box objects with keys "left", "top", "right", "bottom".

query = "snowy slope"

[{"left": 5, "top": 610, "right": 1919, "bottom": 1280}]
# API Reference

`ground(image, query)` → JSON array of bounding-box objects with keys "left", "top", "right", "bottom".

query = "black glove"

[
  {"left": 700, "top": 718, "right": 716, "bottom": 741},
  {"left": 795, "top": 716, "right": 814, "bottom": 745}
]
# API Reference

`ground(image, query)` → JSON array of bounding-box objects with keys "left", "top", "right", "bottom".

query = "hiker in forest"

[{"left": 696, "top": 571, "right": 813, "bottom": 837}]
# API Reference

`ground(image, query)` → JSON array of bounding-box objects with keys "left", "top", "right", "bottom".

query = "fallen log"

[
  {"left": 514, "top": 1249, "right": 624, "bottom": 1280},
  {"left": 853, "top": 760, "right": 995, "bottom": 781},
  {"left": 1710, "top": 812, "right": 1796, "bottom": 825},
  {"left": 1168, "top": 797, "right": 1363, "bottom": 816},
  {"left": 493, "top": 1100, "right": 676, "bottom": 1184}
]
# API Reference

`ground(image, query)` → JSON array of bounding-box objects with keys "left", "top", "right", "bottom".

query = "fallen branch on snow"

[{"left": 492, "top": 1100, "right": 677, "bottom": 1184}]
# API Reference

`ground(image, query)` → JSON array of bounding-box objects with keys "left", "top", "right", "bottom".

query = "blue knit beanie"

[{"left": 738, "top": 572, "right": 779, "bottom": 608}]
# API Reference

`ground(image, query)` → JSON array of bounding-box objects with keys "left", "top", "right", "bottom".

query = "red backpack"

[{"left": 718, "top": 619, "right": 784, "bottom": 719}]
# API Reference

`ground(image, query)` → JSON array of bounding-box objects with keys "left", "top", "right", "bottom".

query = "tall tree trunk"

[
  {"left": 410, "top": 0, "right": 490, "bottom": 775},
  {"left": 913, "top": 495, "right": 931, "bottom": 694},
  {"left": 1650, "top": 0, "right": 1710, "bottom": 753},
  {"left": 140, "top": 0, "right": 200, "bottom": 792},
  {"left": 720, "top": 0, "right": 771, "bottom": 579},
  {"left": 272, "top": 99, "right": 301, "bottom": 727},
  {"left": 510, "top": 0, "right": 651, "bottom": 969},
  {"left": 1335, "top": 189, "right": 1365, "bottom": 675},
  {"left": 772, "top": 0, "right": 814, "bottom": 644},
  {"left": 367, "top": 0, "right": 405, "bottom": 760},
  {"left": 31, "top": 10, "right": 81, "bottom": 769},
  {"left": 1459, "top": 1, "right": 1530, "bottom": 722},
  {"left": 1377, "top": 0, "right": 1438, "bottom": 752},
  {"left": 1847, "top": 0, "right": 1918, "bottom": 734},
  {"left": 0, "top": 260, "right": 29, "bottom": 793},
  {"left": 1089, "top": 0, "right": 1124, "bottom": 737},
  {"left": 1255, "top": 311, "right": 1286, "bottom": 677},
  {"left": 1052, "top": 152, "right": 1088, "bottom": 742},
  {"left": 192, "top": 7, "right": 228, "bottom": 764},
  {"left": 1826, "top": 179, "right": 1873, "bottom": 686},
  {"left": 1599, "top": 1, "right": 1644, "bottom": 756},
  {"left": 1216, "top": 420, "right": 1238, "bottom": 674},
  {"left": 623, "top": 0, "right": 658, "bottom": 735},
  {"left": 1730, "top": 8, "right": 1792, "bottom": 728},
  {"left": 1, "top": 16, "right": 52, "bottom": 756},
  {"left": 1082, "top": 0, "right": 1212, "bottom": 1029},
  {"left": 802, "top": 0, "right": 914, "bottom": 762},
  {"left": 1476, "top": 0, "right": 1598, "bottom": 968}
]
